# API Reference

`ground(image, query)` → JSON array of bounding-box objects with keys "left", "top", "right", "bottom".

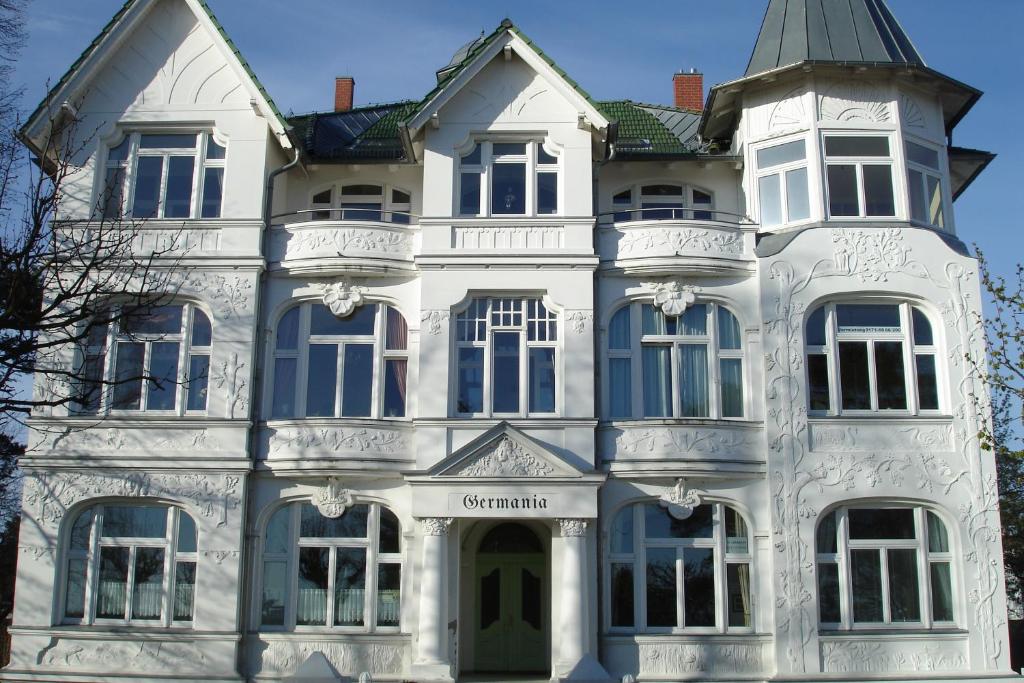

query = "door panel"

[{"left": 475, "top": 555, "right": 547, "bottom": 672}]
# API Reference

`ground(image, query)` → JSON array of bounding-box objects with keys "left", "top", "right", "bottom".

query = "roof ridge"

[
  {"left": 288, "top": 100, "right": 417, "bottom": 119},
  {"left": 633, "top": 101, "right": 702, "bottom": 115}
]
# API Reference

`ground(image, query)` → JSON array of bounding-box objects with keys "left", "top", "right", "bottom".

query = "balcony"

[
  {"left": 269, "top": 208, "right": 418, "bottom": 276},
  {"left": 597, "top": 208, "right": 755, "bottom": 276}
]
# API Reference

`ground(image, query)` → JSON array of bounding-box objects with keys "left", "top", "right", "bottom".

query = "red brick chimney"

[
  {"left": 673, "top": 69, "right": 703, "bottom": 111},
  {"left": 334, "top": 76, "right": 354, "bottom": 112}
]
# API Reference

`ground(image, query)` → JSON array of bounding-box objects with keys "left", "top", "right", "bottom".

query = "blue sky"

[{"left": 12, "top": 0, "right": 1024, "bottom": 276}]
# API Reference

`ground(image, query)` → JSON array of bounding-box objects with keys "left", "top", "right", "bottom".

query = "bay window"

[
  {"left": 607, "top": 302, "right": 743, "bottom": 420},
  {"left": 259, "top": 501, "right": 401, "bottom": 631},
  {"left": 823, "top": 134, "right": 895, "bottom": 218},
  {"left": 457, "top": 141, "right": 559, "bottom": 217},
  {"left": 271, "top": 302, "right": 408, "bottom": 419},
  {"left": 455, "top": 298, "right": 557, "bottom": 416},
  {"left": 755, "top": 138, "right": 810, "bottom": 227},
  {"left": 906, "top": 140, "right": 945, "bottom": 228},
  {"left": 309, "top": 183, "right": 412, "bottom": 224},
  {"left": 607, "top": 502, "right": 752, "bottom": 632},
  {"left": 817, "top": 506, "right": 955, "bottom": 628},
  {"left": 805, "top": 302, "right": 939, "bottom": 414},
  {"left": 611, "top": 183, "right": 714, "bottom": 222},
  {"left": 63, "top": 503, "right": 197, "bottom": 626},
  {"left": 101, "top": 132, "right": 226, "bottom": 220}
]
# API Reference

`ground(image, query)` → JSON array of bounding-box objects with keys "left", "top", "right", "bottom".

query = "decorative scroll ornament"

[
  {"left": 420, "top": 517, "right": 453, "bottom": 536},
  {"left": 646, "top": 280, "right": 697, "bottom": 316},
  {"left": 659, "top": 478, "right": 706, "bottom": 520},
  {"left": 457, "top": 436, "right": 555, "bottom": 478},
  {"left": 558, "top": 518, "right": 587, "bottom": 537},
  {"left": 312, "top": 477, "right": 354, "bottom": 518},
  {"left": 321, "top": 279, "right": 365, "bottom": 318}
]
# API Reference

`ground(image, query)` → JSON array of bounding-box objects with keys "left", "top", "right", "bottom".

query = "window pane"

[
  {"left": 102, "top": 506, "right": 167, "bottom": 538},
  {"left": 915, "top": 354, "right": 938, "bottom": 409},
  {"left": 930, "top": 562, "right": 954, "bottom": 621},
  {"left": 609, "top": 357, "right": 632, "bottom": 419},
  {"left": 888, "top": 548, "right": 921, "bottom": 622},
  {"left": 140, "top": 134, "right": 197, "bottom": 149},
  {"left": 492, "top": 331, "right": 520, "bottom": 412},
  {"left": 186, "top": 354, "right": 209, "bottom": 411},
  {"left": 850, "top": 549, "right": 883, "bottom": 622},
  {"left": 297, "top": 547, "right": 329, "bottom": 625},
  {"left": 537, "top": 171, "right": 557, "bottom": 214},
  {"left": 725, "top": 507, "right": 749, "bottom": 554},
  {"left": 680, "top": 305, "right": 706, "bottom": 335},
  {"left": 457, "top": 347, "right": 484, "bottom": 413},
  {"left": 827, "top": 165, "right": 859, "bottom": 216},
  {"left": 727, "top": 563, "right": 752, "bottom": 627},
  {"left": 926, "top": 174, "right": 943, "bottom": 227},
  {"left": 756, "top": 139, "right": 806, "bottom": 168},
  {"left": 805, "top": 307, "right": 827, "bottom": 346},
  {"left": 816, "top": 510, "right": 838, "bottom": 553},
  {"left": 849, "top": 508, "right": 916, "bottom": 539},
  {"left": 717, "top": 309, "right": 741, "bottom": 350},
  {"left": 818, "top": 562, "right": 841, "bottom": 622},
  {"left": 108, "top": 138, "right": 130, "bottom": 161},
  {"left": 341, "top": 202, "right": 381, "bottom": 221},
  {"left": 642, "top": 184, "right": 683, "bottom": 196},
  {"left": 911, "top": 308, "right": 933, "bottom": 345},
  {"left": 146, "top": 341, "right": 180, "bottom": 410},
  {"left": 131, "top": 156, "right": 163, "bottom": 218},
  {"left": 341, "top": 184, "right": 382, "bottom": 196},
  {"left": 300, "top": 503, "right": 369, "bottom": 538},
  {"left": 679, "top": 344, "right": 709, "bottom": 417},
  {"left": 758, "top": 173, "right": 782, "bottom": 227},
  {"left": 609, "top": 307, "right": 631, "bottom": 350},
  {"left": 112, "top": 342, "right": 144, "bottom": 409},
  {"left": 642, "top": 304, "right": 669, "bottom": 335},
  {"left": 206, "top": 137, "right": 226, "bottom": 159},
  {"left": 642, "top": 346, "right": 672, "bottom": 417},
  {"left": 310, "top": 303, "right": 376, "bottom": 336},
  {"left": 461, "top": 144, "right": 481, "bottom": 165},
  {"left": 265, "top": 506, "right": 290, "bottom": 554},
  {"left": 164, "top": 156, "right": 195, "bottom": 218},
  {"left": 173, "top": 561, "right": 196, "bottom": 621},
  {"left": 645, "top": 503, "right": 713, "bottom": 539},
  {"left": 537, "top": 144, "right": 557, "bottom": 164},
  {"left": 306, "top": 344, "right": 338, "bottom": 417},
  {"left": 377, "top": 563, "right": 401, "bottom": 627},
  {"left": 838, "top": 342, "right": 870, "bottom": 410},
  {"left": 102, "top": 167, "right": 126, "bottom": 218},
  {"left": 786, "top": 166, "right": 810, "bottom": 221},
  {"left": 908, "top": 169, "right": 926, "bottom": 222},
  {"left": 529, "top": 347, "right": 555, "bottom": 413},
  {"left": 808, "top": 353, "right": 830, "bottom": 411},
  {"left": 863, "top": 165, "right": 895, "bottom": 216},
  {"left": 460, "top": 173, "right": 480, "bottom": 215},
  {"left": 276, "top": 308, "right": 300, "bottom": 350},
  {"left": 124, "top": 304, "right": 183, "bottom": 335},
  {"left": 261, "top": 560, "right": 287, "bottom": 625},
  {"left": 271, "top": 357, "right": 297, "bottom": 418},
  {"left": 176, "top": 513, "right": 197, "bottom": 553},
  {"left": 874, "top": 341, "right": 907, "bottom": 409},
  {"left": 383, "top": 358, "right": 407, "bottom": 418},
  {"left": 96, "top": 547, "right": 129, "bottom": 618},
  {"left": 342, "top": 344, "right": 374, "bottom": 417},
  {"left": 825, "top": 136, "right": 889, "bottom": 157},
  {"left": 385, "top": 307, "right": 408, "bottom": 350},
  {"left": 379, "top": 508, "right": 401, "bottom": 554},
  {"left": 645, "top": 547, "right": 676, "bottom": 627},
  {"left": 64, "top": 558, "right": 88, "bottom": 618},
  {"left": 684, "top": 548, "right": 715, "bottom": 627},
  {"left": 189, "top": 309, "right": 212, "bottom": 346},
  {"left": 335, "top": 548, "right": 367, "bottom": 626},
  {"left": 70, "top": 509, "right": 93, "bottom": 550},
  {"left": 836, "top": 304, "right": 900, "bottom": 332},
  {"left": 491, "top": 163, "right": 526, "bottom": 214},
  {"left": 906, "top": 141, "right": 939, "bottom": 169},
  {"left": 927, "top": 512, "right": 949, "bottom": 552},
  {"left": 611, "top": 506, "right": 634, "bottom": 554},
  {"left": 720, "top": 358, "right": 743, "bottom": 418},
  {"left": 201, "top": 167, "right": 223, "bottom": 218},
  {"left": 131, "top": 547, "right": 165, "bottom": 619},
  {"left": 492, "top": 142, "right": 526, "bottom": 156},
  {"left": 611, "top": 563, "right": 635, "bottom": 627}
]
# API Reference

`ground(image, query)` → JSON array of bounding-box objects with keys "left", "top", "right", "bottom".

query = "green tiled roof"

[{"left": 597, "top": 101, "right": 702, "bottom": 156}]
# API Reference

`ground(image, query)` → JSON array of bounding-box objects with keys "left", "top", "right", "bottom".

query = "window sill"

[
  {"left": 818, "top": 626, "right": 967, "bottom": 636},
  {"left": 808, "top": 413, "right": 954, "bottom": 421},
  {"left": 601, "top": 418, "right": 763, "bottom": 428}
]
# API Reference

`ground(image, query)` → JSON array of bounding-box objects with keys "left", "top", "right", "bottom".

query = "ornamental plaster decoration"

[
  {"left": 820, "top": 640, "right": 967, "bottom": 673},
  {"left": 23, "top": 470, "right": 240, "bottom": 528},
  {"left": 454, "top": 435, "right": 555, "bottom": 478},
  {"left": 201, "top": 549, "right": 239, "bottom": 565},
  {"left": 320, "top": 278, "right": 366, "bottom": 318},
  {"left": 617, "top": 228, "right": 742, "bottom": 258},
  {"left": 134, "top": 228, "right": 220, "bottom": 255},
  {"left": 188, "top": 273, "right": 252, "bottom": 320},
  {"left": 566, "top": 310, "right": 593, "bottom": 335},
  {"left": 212, "top": 352, "right": 249, "bottom": 419},
  {"left": 809, "top": 423, "right": 953, "bottom": 452},
  {"left": 639, "top": 641, "right": 764, "bottom": 675},
  {"left": 269, "top": 427, "right": 407, "bottom": 455},
  {"left": 899, "top": 93, "right": 926, "bottom": 130},
  {"left": 39, "top": 638, "right": 209, "bottom": 670},
  {"left": 557, "top": 518, "right": 587, "bottom": 537},
  {"left": 659, "top": 478, "right": 706, "bottom": 520},
  {"left": 151, "top": 429, "right": 221, "bottom": 451},
  {"left": 19, "top": 545, "right": 56, "bottom": 561},
  {"left": 616, "top": 427, "right": 751, "bottom": 455},
  {"left": 818, "top": 83, "right": 891, "bottom": 123},
  {"left": 420, "top": 310, "right": 450, "bottom": 335},
  {"left": 258, "top": 640, "right": 406, "bottom": 675},
  {"left": 312, "top": 477, "right": 354, "bottom": 518},
  {"left": 454, "top": 225, "right": 563, "bottom": 249},
  {"left": 768, "top": 87, "right": 807, "bottom": 133},
  {"left": 645, "top": 280, "right": 697, "bottom": 316},
  {"left": 764, "top": 228, "right": 1005, "bottom": 671},
  {"left": 420, "top": 517, "right": 453, "bottom": 536},
  {"left": 43, "top": 427, "right": 220, "bottom": 452},
  {"left": 285, "top": 227, "right": 411, "bottom": 259}
]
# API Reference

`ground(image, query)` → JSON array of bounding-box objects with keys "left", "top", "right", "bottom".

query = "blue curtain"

[
  {"left": 609, "top": 358, "right": 632, "bottom": 418},
  {"left": 642, "top": 346, "right": 671, "bottom": 417},
  {"left": 679, "top": 344, "right": 709, "bottom": 417}
]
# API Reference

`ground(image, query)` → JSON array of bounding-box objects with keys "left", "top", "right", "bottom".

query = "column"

[
  {"left": 414, "top": 517, "right": 453, "bottom": 681},
  {"left": 557, "top": 518, "right": 588, "bottom": 669}
]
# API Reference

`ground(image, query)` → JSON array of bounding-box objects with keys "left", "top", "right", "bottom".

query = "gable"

[{"left": 428, "top": 423, "right": 587, "bottom": 479}]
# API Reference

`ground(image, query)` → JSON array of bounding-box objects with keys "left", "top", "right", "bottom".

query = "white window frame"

[
  {"left": 306, "top": 183, "right": 412, "bottom": 224},
  {"left": 605, "top": 501, "right": 754, "bottom": 634},
  {"left": 752, "top": 136, "right": 812, "bottom": 228},
  {"left": 610, "top": 182, "right": 716, "bottom": 223},
  {"left": 905, "top": 138, "right": 946, "bottom": 229},
  {"left": 822, "top": 132, "right": 897, "bottom": 219},
  {"left": 816, "top": 505, "right": 957, "bottom": 631},
  {"left": 456, "top": 140, "right": 561, "bottom": 218},
  {"left": 257, "top": 501, "right": 402, "bottom": 634},
  {"left": 61, "top": 503, "right": 197, "bottom": 628}
]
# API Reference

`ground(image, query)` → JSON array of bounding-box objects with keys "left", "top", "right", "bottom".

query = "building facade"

[{"left": 3, "top": 0, "right": 1016, "bottom": 681}]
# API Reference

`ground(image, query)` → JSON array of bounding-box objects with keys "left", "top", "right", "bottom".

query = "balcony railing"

[
  {"left": 272, "top": 207, "right": 418, "bottom": 226},
  {"left": 597, "top": 207, "right": 752, "bottom": 225}
]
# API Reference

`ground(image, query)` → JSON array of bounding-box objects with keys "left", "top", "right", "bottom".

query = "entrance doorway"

[{"left": 472, "top": 522, "right": 548, "bottom": 674}]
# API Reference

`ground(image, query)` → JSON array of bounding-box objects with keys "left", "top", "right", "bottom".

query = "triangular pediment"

[{"left": 427, "top": 423, "right": 586, "bottom": 479}]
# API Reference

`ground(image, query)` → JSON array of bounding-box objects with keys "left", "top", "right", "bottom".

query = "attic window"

[{"left": 457, "top": 141, "right": 560, "bottom": 217}]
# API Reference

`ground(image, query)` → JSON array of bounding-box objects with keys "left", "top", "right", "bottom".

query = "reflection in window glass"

[{"left": 646, "top": 547, "right": 676, "bottom": 627}]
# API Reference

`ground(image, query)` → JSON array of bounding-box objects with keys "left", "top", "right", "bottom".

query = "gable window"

[
  {"left": 458, "top": 141, "right": 559, "bottom": 217},
  {"left": 607, "top": 502, "right": 752, "bottom": 632},
  {"left": 607, "top": 302, "right": 743, "bottom": 420},
  {"left": 805, "top": 302, "right": 939, "bottom": 414},
  {"left": 611, "top": 183, "right": 715, "bottom": 222},
  {"left": 755, "top": 138, "right": 810, "bottom": 227},
  {"left": 259, "top": 501, "right": 401, "bottom": 631},
  {"left": 102, "top": 132, "right": 226, "bottom": 220},
  {"left": 81, "top": 303, "right": 212, "bottom": 414},
  {"left": 817, "top": 506, "right": 954, "bottom": 628},
  {"left": 271, "top": 302, "right": 408, "bottom": 419},
  {"left": 63, "top": 503, "right": 197, "bottom": 626},
  {"left": 906, "top": 141, "right": 945, "bottom": 228},
  {"left": 309, "top": 184, "right": 412, "bottom": 224},
  {"left": 823, "top": 134, "right": 895, "bottom": 218},
  {"left": 455, "top": 298, "right": 557, "bottom": 416}
]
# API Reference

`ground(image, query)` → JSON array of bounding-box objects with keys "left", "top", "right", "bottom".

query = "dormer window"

[
  {"left": 611, "top": 184, "right": 714, "bottom": 222},
  {"left": 823, "top": 135, "right": 895, "bottom": 218},
  {"left": 906, "top": 141, "right": 944, "bottom": 228},
  {"left": 458, "top": 141, "right": 559, "bottom": 217},
  {"left": 755, "top": 138, "right": 809, "bottom": 228}
]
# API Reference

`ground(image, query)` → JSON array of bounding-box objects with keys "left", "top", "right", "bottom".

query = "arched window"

[
  {"left": 816, "top": 505, "right": 954, "bottom": 628},
  {"left": 63, "top": 503, "right": 197, "bottom": 626},
  {"left": 271, "top": 302, "right": 408, "bottom": 419},
  {"left": 607, "top": 302, "right": 743, "bottom": 419},
  {"left": 309, "top": 183, "right": 412, "bottom": 224},
  {"left": 611, "top": 183, "right": 714, "bottom": 222},
  {"left": 80, "top": 303, "right": 212, "bottom": 414},
  {"left": 259, "top": 501, "right": 401, "bottom": 631},
  {"left": 607, "top": 502, "right": 752, "bottom": 632},
  {"left": 805, "top": 302, "right": 939, "bottom": 413},
  {"left": 454, "top": 297, "right": 558, "bottom": 416}
]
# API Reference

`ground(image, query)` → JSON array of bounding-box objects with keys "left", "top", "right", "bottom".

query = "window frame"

[
  {"left": 821, "top": 132, "right": 898, "bottom": 219},
  {"left": 904, "top": 137, "right": 946, "bottom": 230},
  {"left": 306, "top": 183, "right": 413, "bottom": 224},
  {"left": 456, "top": 140, "right": 561, "bottom": 218},
  {"left": 610, "top": 182, "right": 716, "bottom": 223},
  {"left": 752, "top": 135, "right": 812, "bottom": 228}
]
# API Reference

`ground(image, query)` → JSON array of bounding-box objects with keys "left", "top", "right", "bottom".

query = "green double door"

[{"left": 474, "top": 554, "right": 547, "bottom": 673}]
